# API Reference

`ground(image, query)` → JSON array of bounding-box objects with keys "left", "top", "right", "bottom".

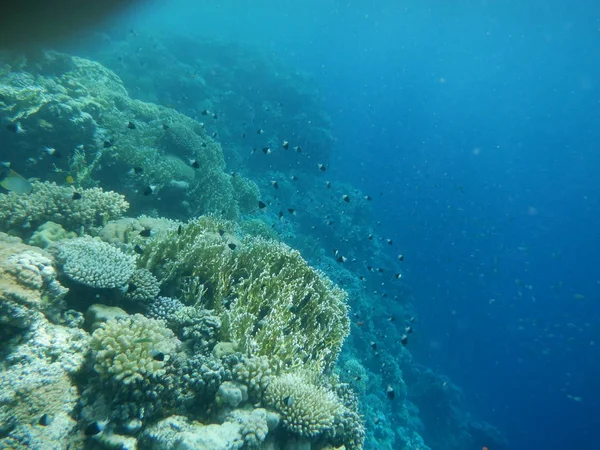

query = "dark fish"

[
  {"left": 387, "top": 239, "right": 393, "bottom": 245},
  {"left": 72, "top": 192, "right": 82, "bottom": 200},
  {"left": 128, "top": 282, "right": 138, "bottom": 292},
  {"left": 142, "top": 185, "right": 156, "bottom": 196},
  {"left": 364, "top": 195, "right": 372, "bottom": 201},
  {"left": 343, "top": 195, "right": 350, "bottom": 203},
  {"left": 257, "top": 128, "right": 264, "bottom": 134},
  {"left": 370, "top": 341, "right": 377, "bottom": 350},
  {"left": 405, "top": 326, "right": 413, "bottom": 334},
  {"left": 377, "top": 268, "right": 384, "bottom": 273},
  {"left": 398, "top": 254, "right": 404, "bottom": 262},
  {"left": 127, "top": 121, "right": 136, "bottom": 130},
  {"left": 287, "top": 208, "right": 296, "bottom": 215},
  {"left": 400, "top": 334, "right": 409, "bottom": 346},
  {"left": 130, "top": 166, "right": 143, "bottom": 175},
  {"left": 359, "top": 275, "right": 366, "bottom": 281},
  {"left": 5, "top": 122, "right": 24, "bottom": 133},
  {"left": 291, "top": 175, "right": 298, "bottom": 181},
  {"left": 278, "top": 211, "right": 284, "bottom": 220},
  {"left": 201, "top": 110, "right": 209, "bottom": 116},
  {"left": 212, "top": 113, "right": 218, "bottom": 119},
  {"left": 43, "top": 146, "right": 61, "bottom": 158},
  {"left": 318, "top": 164, "right": 327, "bottom": 172},
  {"left": 368, "top": 234, "right": 373, "bottom": 240},
  {"left": 139, "top": 228, "right": 152, "bottom": 237},
  {"left": 201, "top": 142, "right": 207, "bottom": 147},
  {"left": 241, "top": 133, "right": 246, "bottom": 138},
  {"left": 212, "top": 132, "right": 218, "bottom": 138},
  {"left": 190, "top": 159, "right": 200, "bottom": 169},
  {"left": 218, "top": 229, "right": 225, "bottom": 236},
  {"left": 38, "top": 413, "right": 51, "bottom": 426},
  {"left": 177, "top": 224, "right": 182, "bottom": 235},
  {"left": 386, "top": 385, "right": 395, "bottom": 400},
  {"left": 326, "top": 181, "right": 331, "bottom": 189},
  {"left": 394, "top": 273, "right": 402, "bottom": 279},
  {"left": 162, "top": 124, "right": 170, "bottom": 130},
  {"left": 258, "top": 200, "right": 267, "bottom": 209},
  {"left": 271, "top": 180, "right": 278, "bottom": 189},
  {"left": 283, "top": 395, "right": 294, "bottom": 407},
  {"left": 294, "top": 146, "right": 302, "bottom": 153},
  {"left": 388, "top": 316, "right": 396, "bottom": 322},
  {"left": 262, "top": 147, "right": 271, "bottom": 154},
  {"left": 103, "top": 140, "right": 113, "bottom": 148},
  {"left": 84, "top": 421, "right": 106, "bottom": 436},
  {"left": 282, "top": 140, "right": 289, "bottom": 149},
  {"left": 228, "top": 243, "right": 237, "bottom": 250},
  {"left": 151, "top": 350, "right": 165, "bottom": 361},
  {"left": 134, "top": 245, "right": 144, "bottom": 255},
  {"left": 337, "top": 255, "right": 347, "bottom": 263}
]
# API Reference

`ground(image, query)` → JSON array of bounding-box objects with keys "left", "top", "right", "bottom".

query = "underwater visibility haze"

[{"left": 0, "top": 1, "right": 598, "bottom": 449}]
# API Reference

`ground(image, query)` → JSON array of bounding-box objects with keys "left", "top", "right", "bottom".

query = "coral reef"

[
  {"left": 124, "top": 268, "right": 161, "bottom": 304},
  {"left": 56, "top": 237, "right": 136, "bottom": 289}
]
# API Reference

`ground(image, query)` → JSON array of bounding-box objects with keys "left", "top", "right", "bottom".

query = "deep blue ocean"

[{"left": 8, "top": 1, "right": 599, "bottom": 449}]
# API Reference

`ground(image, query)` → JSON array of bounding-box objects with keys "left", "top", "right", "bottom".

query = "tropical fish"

[{"left": 0, "top": 163, "right": 32, "bottom": 194}]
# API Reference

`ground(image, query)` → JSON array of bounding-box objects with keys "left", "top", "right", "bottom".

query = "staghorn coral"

[
  {"left": 90, "top": 314, "right": 179, "bottom": 385},
  {"left": 0, "top": 181, "right": 129, "bottom": 235},
  {"left": 56, "top": 237, "right": 136, "bottom": 289},
  {"left": 139, "top": 217, "right": 350, "bottom": 373}
]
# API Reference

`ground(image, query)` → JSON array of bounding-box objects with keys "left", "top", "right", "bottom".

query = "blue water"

[{"left": 69, "top": 1, "right": 600, "bottom": 448}]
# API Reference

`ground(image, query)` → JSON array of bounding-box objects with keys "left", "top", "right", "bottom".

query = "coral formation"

[
  {"left": 56, "top": 237, "right": 136, "bottom": 289},
  {"left": 0, "top": 181, "right": 129, "bottom": 235},
  {"left": 90, "top": 314, "right": 180, "bottom": 385},
  {"left": 125, "top": 268, "right": 161, "bottom": 303}
]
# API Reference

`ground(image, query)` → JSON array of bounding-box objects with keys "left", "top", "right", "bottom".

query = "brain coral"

[
  {"left": 91, "top": 314, "right": 179, "bottom": 385},
  {"left": 56, "top": 237, "right": 136, "bottom": 289}
]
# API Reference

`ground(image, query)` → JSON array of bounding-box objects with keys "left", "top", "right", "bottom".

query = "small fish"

[
  {"left": 127, "top": 121, "right": 136, "bottom": 130},
  {"left": 386, "top": 385, "right": 395, "bottom": 400},
  {"left": 5, "top": 122, "right": 25, "bottom": 134},
  {"left": 0, "top": 163, "right": 32, "bottom": 195},
  {"left": 72, "top": 192, "right": 82, "bottom": 200},
  {"left": 333, "top": 249, "right": 340, "bottom": 256},
  {"left": 212, "top": 113, "right": 218, "bottom": 119},
  {"left": 218, "top": 229, "right": 225, "bottom": 237},
  {"left": 201, "top": 109, "right": 209, "bottom": 116},
  {"left": 282, "top": 140, "right": 289, "bottom": 149},
  {"left": 257, "top": 128, "right": 264, "bottom": 134},
  {"left": 103, "top": 140, "right": 113, "bottom": 148},
  {"left": 355, "top": 376, "right": 362, "bottom": 381},
  {"left": 241, "top": 132, "right": 246, "bottom": 138},
  {"left": 201, "top": 142, "right": 207, "bottom": 147},
  {"left": 342, "top": 194, "right": 350, "bottom": 203},
  {"left": 359, "top": 276, "right": 366, "bottom": 281},
  {"left": 228, "top": 243, "right": 237, "bottom": 250},
  {"left": 397, "top": 254, "right": 404, "bottom": 261},
  {"left": 177, "top": 224, "right": 183, "bottom": 235},
  {"left": 143, "top": 185, "right": 157, "bottom": 196},
  {"left": 388, "top": 316, "right": 396, "bottom": 322},
  {"left": 377, "top": 268, "right": 384, "bottom": 273},
  {"left": 38, "top": 413, "right": 51, "bottom": 426},
  {"left": 43, "top": 146, "right": 61, "bottom": 158},
  {"left": 287, "top": 208, "right": 296, "bottom": 215},
  {"left": 271, "top": 180, "right": 279, "bottom": 189},
  {"left": 394, "top": 273, "right": 402, "bottom": 279},
  {"left": 318, "top": 163, "right": 327, "bottom": 172},
  {"left": 258, "top": 200, "right": 267, "bottom": 209},
  {"left": 162, "top": 124, "right": 170, "bottom": 130},
  {"left": 386, "top": 239, "right": 393, "bottom": 245},
  {"left": 337, "top": 255, "right": 347, "bottom": 263},
  {"left": 211, "top": 132, "right": 218, "bottom": 138},
  {"left": 400, "top": 334, "right": 409, "bottom": 346},
  {"left": 294, "top": 146, "right": 302, "bottom": 153},
  {"left": 364, "top": 195, "right": 372, "bottom": 201},
  {"left": 139, "top": 228, "right": 152, "bottom": 237},
  {"left": 283, "top": 395, "right": 294, "bottom": 407},
  {"left": 190, "top": 159, "right": 200, "bottom": 169},
  {"left": 84, "top": 420, "right": 108, "bottom": 436},
  {"left": 326, "top": 181, "right": 331, "bottom": 189},
  {"left": 128, "top": 166, "right": 144, "bottom": 176},
  {"left": 151, "top": 350, "right": 165, "bottom": 361},
  {"left": 65, "top": 175, "right": 75, "bottom": 185},
  {"left": 128, "top": 283, "right": 138, "bottom": 292},
  {"left": 278, "top": 211, "right": 284, "bottom": 220},
  {"left": 368, "top": 234, "right": 373, "bottom": 240},
  {"left": 134, "top": 245, "right": 144, "bottom": 255},
  {"left": 291, "top": 175, "right": 298, "bottom": 181},
  {"left": 404, "top": 326, "right": 413, "bottom": 334},
  {"left": 370, "top": 341, "right": 377, "bottom": 350},
  {"left": 262, "top": 147, "right": 271, "bottom": 154}
]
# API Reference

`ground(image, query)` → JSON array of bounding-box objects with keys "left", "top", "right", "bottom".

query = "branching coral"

[
  {"left": 0, "top": 181, "right": 128, "bottom": 234},
  {"left": 139, "top": 216, "right": 350, "bottom": 373}
]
